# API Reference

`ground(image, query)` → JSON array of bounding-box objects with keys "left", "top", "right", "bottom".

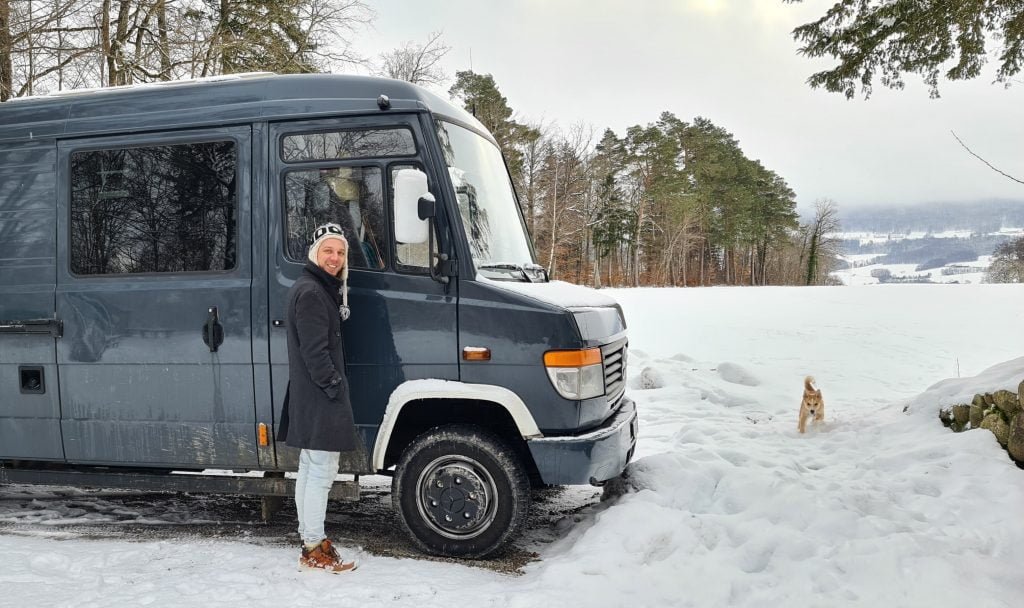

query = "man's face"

[{"left": 316, "top": 237, "right": 347, "bottom": 277}]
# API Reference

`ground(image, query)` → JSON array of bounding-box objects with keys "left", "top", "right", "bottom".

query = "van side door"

[
  {"left": 267, "top": 116, "right": 458, "bottom": 469},
  {"left": 55, "top": 127, "right": 258, "bottom": 468}
]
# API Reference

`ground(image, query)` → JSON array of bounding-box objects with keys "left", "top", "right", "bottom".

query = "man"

[{"left": 279, "top": 222, "right": 358, "bottom": 573}]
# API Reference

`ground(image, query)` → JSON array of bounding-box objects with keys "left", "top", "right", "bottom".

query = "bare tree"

[
  {"left": 0, "top": 0, "right": 98, "bottom": 100},
  {"left": 377, "top": 30, "right": 450, "bottom": 86},
  {"left": 517, "top": 120, "right": 549, "bottom": 235},
  {"left": 803, "top": 198, "right": 841, "bottom": 285},
  {"left": 1, "top": 0, "right": 375, "bottom": 100}
]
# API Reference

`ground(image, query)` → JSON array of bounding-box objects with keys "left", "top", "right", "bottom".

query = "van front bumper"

[{"left": 527, "top": 396, "right": 637, "bottom": 486}]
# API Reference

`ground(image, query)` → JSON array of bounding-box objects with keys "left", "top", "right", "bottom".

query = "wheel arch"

[{"left": 372, "top": 380, "right": 543, "bottom": 472}]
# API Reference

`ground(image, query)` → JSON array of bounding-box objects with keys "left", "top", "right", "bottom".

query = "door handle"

[{"left": 202, "top": 306, "right": 224, "bottom": 352}]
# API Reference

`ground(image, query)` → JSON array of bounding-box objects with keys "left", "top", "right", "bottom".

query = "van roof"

[{"left": 0, "top": 73, "right": 490, "bottom": 143}]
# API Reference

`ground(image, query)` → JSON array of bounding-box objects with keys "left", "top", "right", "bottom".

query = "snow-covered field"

[
  {"left": 3, "top": 284, "right": 1024, "bottom": 607},
  {"left": 832, "top": 255, "right": 993, "bottom": 285},
  {"left": 831, "top": 226, "right": 1023, "bottom": 285}
]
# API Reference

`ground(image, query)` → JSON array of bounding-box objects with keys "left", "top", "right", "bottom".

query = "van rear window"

[
  {"left": 282, "top": 128, "right": 416, "bottom": 162},
  {"left": 69, "top": 141, "right": 238, "bottom": 275}
]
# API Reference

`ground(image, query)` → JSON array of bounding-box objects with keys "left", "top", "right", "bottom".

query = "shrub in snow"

[{"left": 638, "top": 367, "right": 665, "bottom": 390}]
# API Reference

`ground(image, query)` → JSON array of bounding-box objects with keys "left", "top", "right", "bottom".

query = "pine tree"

[
  {"left": 448, "top": 71, "right": 540, "bottom": 185},
  {"left": 785, "top": 0, "right": 1024, "bottom": 98}
]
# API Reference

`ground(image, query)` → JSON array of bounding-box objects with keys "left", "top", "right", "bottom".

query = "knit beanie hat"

[{"left": 308, "top": 223, "right": 350, "bottom": 320}]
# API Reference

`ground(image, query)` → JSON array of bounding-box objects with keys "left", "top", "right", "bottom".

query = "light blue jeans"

[{"left": 295, "top": 449, "right": 340, "bottom": 546}]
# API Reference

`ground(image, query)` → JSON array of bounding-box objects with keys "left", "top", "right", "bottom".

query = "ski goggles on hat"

[{"left": 312, "top": 223, "right": 344, "bottom": 241}]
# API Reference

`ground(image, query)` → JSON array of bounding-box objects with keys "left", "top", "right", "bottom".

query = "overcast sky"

[{"left": 356, "top": 0, "right": 1023, "bottom": 211}]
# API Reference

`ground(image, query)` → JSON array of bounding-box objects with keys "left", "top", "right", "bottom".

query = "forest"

[{"left": 1, "top": 0, "right": 843, "bottom": 287}]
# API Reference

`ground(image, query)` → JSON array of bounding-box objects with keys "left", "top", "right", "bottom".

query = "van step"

[{"left": 0, "top": 468, "right": 359, "bottom": 501}]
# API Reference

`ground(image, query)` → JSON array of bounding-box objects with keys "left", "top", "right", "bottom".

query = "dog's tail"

[{"left": 804, "top": 376, "right": 816, "bottom": 392}]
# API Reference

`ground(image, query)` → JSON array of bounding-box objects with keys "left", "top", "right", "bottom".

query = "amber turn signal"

[
  {"left": 463, "top": 346, "right": 491, "bottom": 361},
  {"left": 258, "top": 422, "right": 269, "bottom": 446},
  {"left": 543, "top": 348, "right": 602, "bottom": 368}
]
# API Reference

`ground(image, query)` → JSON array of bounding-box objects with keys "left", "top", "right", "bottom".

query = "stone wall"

[{"left": 939, "top": 380, "right": 1024, "bottom": 466}]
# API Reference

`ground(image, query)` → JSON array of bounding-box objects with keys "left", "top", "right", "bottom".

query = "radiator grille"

[{"left": 602, "top": 339, "right": 627, "bottom": 404}]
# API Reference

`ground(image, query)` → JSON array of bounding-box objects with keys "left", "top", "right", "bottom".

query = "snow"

[
  {"left": 3, "top": 284, "right": 1024, "bottom": 607},
  {"left": 834, "top": 263, "right": 989, "bottom": 285},
  {"left": 479, "top": 276, "right": 620, "bottom": 308},
  {"left": 833, "top": 256, "right": 996, "bottom": 285}
]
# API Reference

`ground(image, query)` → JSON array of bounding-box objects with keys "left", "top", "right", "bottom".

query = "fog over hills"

[
  {"left": 826, "top": 199, "right": 1024, "bottom": 284},
  {"left": 834, "top": 199, "right": 1024, "bottom": 234}
]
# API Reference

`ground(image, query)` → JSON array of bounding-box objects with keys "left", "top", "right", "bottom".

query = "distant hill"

[{"left": 833, "top": 199, "right": 1024, "bottom": 234}]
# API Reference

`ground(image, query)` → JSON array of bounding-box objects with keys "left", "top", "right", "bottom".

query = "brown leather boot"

[{"left": 299, "top": 539, "right": 357, "bottom": 573}]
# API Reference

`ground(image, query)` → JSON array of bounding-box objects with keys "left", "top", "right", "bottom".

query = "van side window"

[
  {"left": 284, "top": 167, "right": 387, "bottom": 270},
  {"left": 390, "top": 164, "right": 433, "bottom": 272},
  {"left": 69, "top": 141, "right": 237, "bottom": 275},
  {"left": 282, "top": 129, "right": 416, "bottom": 162}
]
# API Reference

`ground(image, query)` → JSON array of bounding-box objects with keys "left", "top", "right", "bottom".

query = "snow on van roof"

[{"left": 7, "top": 72, "right": 276, "bottom": 104}]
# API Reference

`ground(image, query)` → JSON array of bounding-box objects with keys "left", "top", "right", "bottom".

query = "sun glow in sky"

[
  {"left": 686, "top": 0, "right": 726, "bottom": 14},
  {"left": 684, "top": 0, "right": 724, "bottom": 13}
]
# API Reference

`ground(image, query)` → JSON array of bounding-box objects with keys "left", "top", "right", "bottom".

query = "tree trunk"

[
  {"left": 806, "top": 232, "right": 819, "bottom": 286},
  {"left": 156, "top": 0, "right": 170, "bottom": 79},
  {"left": 547, "top": 163, "right": 558, "bottom": 276},
  {"left": 0, "top": 0, "right": 12, "bottom": 101}
]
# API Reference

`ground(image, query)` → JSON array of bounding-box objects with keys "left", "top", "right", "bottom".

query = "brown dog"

[{"left": 798, "top": 376, "right": 825, "bottom": 433}]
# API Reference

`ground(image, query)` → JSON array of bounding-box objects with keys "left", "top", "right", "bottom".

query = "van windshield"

[{"left": 435, "top": 120, "right": 541, "bottom": 281}]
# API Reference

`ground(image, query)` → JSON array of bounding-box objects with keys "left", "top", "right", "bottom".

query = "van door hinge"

[{"left": 439, "top": 258, "right": 458, "bottom": 277}]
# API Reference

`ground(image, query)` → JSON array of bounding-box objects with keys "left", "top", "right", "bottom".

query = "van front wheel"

[{"left": 392, "top": 425, "right": 530, "bottom": 558}]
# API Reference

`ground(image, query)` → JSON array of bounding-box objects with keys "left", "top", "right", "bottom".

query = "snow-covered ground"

[
  {"left": 831, "top": 226, "right": 1023, "bottom": 285},
  {"left": 833, "top": 255, "right": 994, "bottom": 285},
  {"left": 3, "top": 284, "right": 1024, "bottom": 607}
]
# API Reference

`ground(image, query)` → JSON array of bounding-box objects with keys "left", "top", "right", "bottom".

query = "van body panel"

[
  {"left": 0, "top": 138, "right": 62, "bottom": 460},
  {"left": 250, "top": 121, "right": 276, "bottom": 470},
  {"left": 53, "top": 127, "right": 258, "bottom": 468},
  {"left": 457, "top": 279, "right": 584, "bottom": 432}
]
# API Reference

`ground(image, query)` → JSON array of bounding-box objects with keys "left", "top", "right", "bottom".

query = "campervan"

[{"left": 0, "top": 73, "right": 636, "bottom": 558}]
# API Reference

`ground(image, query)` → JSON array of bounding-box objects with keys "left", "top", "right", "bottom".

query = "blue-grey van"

[{"left": 0, "top": 73, "right": 636, "bottom": 558}]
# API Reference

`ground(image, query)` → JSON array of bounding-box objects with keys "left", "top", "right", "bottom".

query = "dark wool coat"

[{"left": 278, "top": 262, "right": 358, "bottom": 452}]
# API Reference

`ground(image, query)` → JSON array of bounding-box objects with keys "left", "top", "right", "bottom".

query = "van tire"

[{"left": 392, "top": 424, "right": 530, "bottom": 559}]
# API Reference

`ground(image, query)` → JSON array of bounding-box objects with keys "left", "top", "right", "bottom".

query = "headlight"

[{"left": 544, "top": 348, "right": 605, "bottom": 400}]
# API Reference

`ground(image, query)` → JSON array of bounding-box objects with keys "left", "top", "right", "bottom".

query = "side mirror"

[{"left": 394, "top": 168, "right": 430, "bottom": 245}]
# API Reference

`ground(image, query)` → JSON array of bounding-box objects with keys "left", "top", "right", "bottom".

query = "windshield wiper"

[{"left": 478, "top": 263, "right": 548, "bottom": 283}]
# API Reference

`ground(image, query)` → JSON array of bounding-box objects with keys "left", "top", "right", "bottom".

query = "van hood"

[{"left": 478, "top": 277, "right": 626, "bottom": 342}]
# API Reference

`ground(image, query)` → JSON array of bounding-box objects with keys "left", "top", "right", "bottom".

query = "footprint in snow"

[{"left": 744, "top": 411, "right": 773, "bottom": 424}]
